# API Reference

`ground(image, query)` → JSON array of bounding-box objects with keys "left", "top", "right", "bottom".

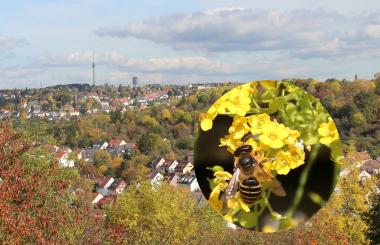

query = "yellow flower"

[
  {"left": 223, "top": 214, "right": 234, "bottom": 222},
  {"left": 245, "top": 138, "right": 259, "bottom": 151},
  {"left": 220, "top": 134, "right": 244, "bottom": 154},
  {"left": 226, "top": 192, "right": 251, "bottom": 212},
  {"left": 259, "top": 121, "right": 289, "bottom": 149},
  {"left": 247, "top": 113, "right": 271, "bottom": 135},
  {"left": 288, "top": 145, "right": 305, "bottom": 166},
  {"left": 284, "top": 129, "right": 301, "bottom": 145},
  {"left": 208, "top": 182, "right": 228, "bottom": 212},
  {"left": 209, "top": 187, "right": 223, "bottom": 212},
  {"left": 318, "top": 117, "right": 339, "bottom": 145},
  {"left": 199, "top": 82, "right": 257, "bottom": 131},
  {"left": 199, "top": 110, "right": 217, "bottom": 131},
  {"left": 208, "top": 100, "right": 228, "bottom": 114},
  {"left": 228, "top": 116, "right": 250, "bottom": 140},
  {"left": 223, "top": 88, "right": 251, "bottom": 116},
  {"left": 265, "top": 150, "right": 302, "bottom": 175},
  {"left": 214, "top": 171, "right": 233, "bottom": 181}
]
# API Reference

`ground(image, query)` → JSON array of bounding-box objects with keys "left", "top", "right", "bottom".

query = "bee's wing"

[
  {"left": 253, "top": 165, "right": 286, "bottom": 197},
  {"left": 223, "top": 167, "right": 240, "bottom": 200}
]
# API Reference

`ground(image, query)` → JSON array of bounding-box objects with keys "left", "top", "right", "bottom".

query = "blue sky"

[{"left": 1, "top": 1, "right": 380, "bottom": 89}]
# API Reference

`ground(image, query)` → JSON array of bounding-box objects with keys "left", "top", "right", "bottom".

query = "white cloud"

[
  {"left": 0, "top": 36, "right": 29, "bottom": 52},
  {"left": 95, "top": 8, "right": 380, "bottom": 60},
  {"left": 37, "top": 52, "right": 238, "bottom": 75},
  {"left": 1, "top": 66, "right": 44, "bottom": 79}
]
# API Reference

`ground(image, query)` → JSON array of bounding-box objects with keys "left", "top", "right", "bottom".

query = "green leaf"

[
  {"left": 235, "top": 210, "right": 258, "bottom": 229},
  {"left": 268, "top": 97, "right": 285, "bottom": 114}
]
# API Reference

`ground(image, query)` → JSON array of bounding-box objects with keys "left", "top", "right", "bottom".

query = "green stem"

[
  {"left": 284, "top": 144, "right": 321, "bottom": 219},
  {"left": 254, "top": 204, "right": 259, "bottom": 231},
  {"left": 251, "top": 97, "right": 261, "bottom": 109}
]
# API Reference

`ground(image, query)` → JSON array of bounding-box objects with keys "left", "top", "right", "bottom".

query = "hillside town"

[
  {"left": 0, "top": 82, "right": 223, "bottom": 120},
  {"left": 42, "top": 136, "right": 202, "bottom": 209}
]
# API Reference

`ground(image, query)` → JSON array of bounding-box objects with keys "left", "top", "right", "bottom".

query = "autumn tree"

[
  {"left": 0, "top": 122, "right": 105, "bottom": 243},
  {"left": 105, "top": 181, "right": 235, "bottom": 244}
]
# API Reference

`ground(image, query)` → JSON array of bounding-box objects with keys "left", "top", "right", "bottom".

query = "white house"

[
  {"left": 150, "top": 171, "right": 164, "bottom": 186},
  {"left": 56, "top": 148, "right": 75, "bottom": 168},
  {"left": 165, "top": 173, "right": 180, "bottom": 187},
  {"left": 75, "top": 149, "right": 85, "bottom": 161},
  {"left": 175, "top": 161, "right": 193, "bottom": 174},
  {"left": 69, "top": 110, "right": 80, "bottom": 117},
  {"left": 100, "top": 141, "right": 109, "bottom": 150},
  {"left": 151, "top": 157, "right": 166, "bottom": 169},
  {"left": 177, "top": 174, "right": 199, "bottom": 192},
  {"left": 161, "top": 160, "right": 179, "bottom": 173},
  {"left": 92, "top": 192, "right": 104, "bottom": 204},
  {"left": 358, "top": 170, "right": 372, "bottom": 181},
  {"left": 114, "top": 180, "right": 127, "bottom": 194}
]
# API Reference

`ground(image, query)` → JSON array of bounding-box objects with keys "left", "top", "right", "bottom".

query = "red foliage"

[{"left": 0, "top": 122, "right": 104, "bottom": 243}]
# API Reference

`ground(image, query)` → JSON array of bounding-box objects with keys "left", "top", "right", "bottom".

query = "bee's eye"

[{"left": 238, "top": 155, "right": 254, "bottom": 167}]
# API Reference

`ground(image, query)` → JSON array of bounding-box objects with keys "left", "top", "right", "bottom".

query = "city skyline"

[{"left": 1, "top": 1, "right": 380, "bottom": 89}]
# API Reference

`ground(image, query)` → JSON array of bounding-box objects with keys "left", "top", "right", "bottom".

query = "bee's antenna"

[{"left": 242, "top": 133, "right": 254, "bottom": 142}]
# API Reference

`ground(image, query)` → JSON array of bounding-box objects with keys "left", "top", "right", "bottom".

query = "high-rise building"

[{"left": 132, "top": 76, "right": 138, "bottom": 87}]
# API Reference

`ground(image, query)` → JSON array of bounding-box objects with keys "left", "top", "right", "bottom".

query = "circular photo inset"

[{"left": 194, "top": 81, "right": 342, "bottom": 232}]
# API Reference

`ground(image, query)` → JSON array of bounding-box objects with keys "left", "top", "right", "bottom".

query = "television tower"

[{"left": 92, "top": 53, "right": 95, "bottom": 86}]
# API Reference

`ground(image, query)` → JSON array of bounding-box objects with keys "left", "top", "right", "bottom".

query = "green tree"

[
  {"left": 354, "top": 91, "right": 378, "bottom": 123},
  {"left": 138, "top": 133, "right": 162, "bottom": 154},
  {"left": 375, "top": 76, "right": 380, "bottom": 95},
  {"left": 93, "top": 150, "right": 112, "bottom": 167},
  {"left": 55, "top": 92, "right": 72, "bottom": 105},
  {"left": 110, "top": 110, "right": 123, "bottom": 123},
  {"left": 175, "top": 136, "right": 194, "bottom": 150},
  {"left": 365, "top": 190, "right": 380, "bottom": 244}
]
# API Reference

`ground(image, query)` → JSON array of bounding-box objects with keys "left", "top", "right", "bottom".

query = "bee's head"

[
  {"left": 234, "top": 144, "right": 253, "bottom": 157},
  {"left": 238, "top": 154, "right": 256, "bottom": 175}
]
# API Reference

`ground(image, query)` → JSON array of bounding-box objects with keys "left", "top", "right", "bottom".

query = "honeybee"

[{"left": 224, "top": 144, "right": 286, "bottom": 204}]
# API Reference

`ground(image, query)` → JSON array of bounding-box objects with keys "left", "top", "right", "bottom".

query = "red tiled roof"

[
  {"left": 87, "top": 175, "right": 113, "bottom": 188},
  {"left": 55, "top": 150, "right": 67, "bottom": 160},
  {"left": 163, "top": 160, "right": 175, "bottom": 167},
  {"left": 97, "top": 177, "right": 113, "bottom": 188},
  {"left": 119, "top": 98, "right": 129, "bottom": 103},
  {"left": 367, "top": 160, "right": 380, "bottom": 169},
  {"left": 346, "top": 151, "right": 372, "bottom": 163},
  {"left": 108, "top": 139, "right": 124, "bottom": 147}
]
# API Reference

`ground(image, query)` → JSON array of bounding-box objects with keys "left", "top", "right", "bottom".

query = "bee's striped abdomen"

[{"left": 239, "top": 178, "right": 262, "bottom": 204}]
